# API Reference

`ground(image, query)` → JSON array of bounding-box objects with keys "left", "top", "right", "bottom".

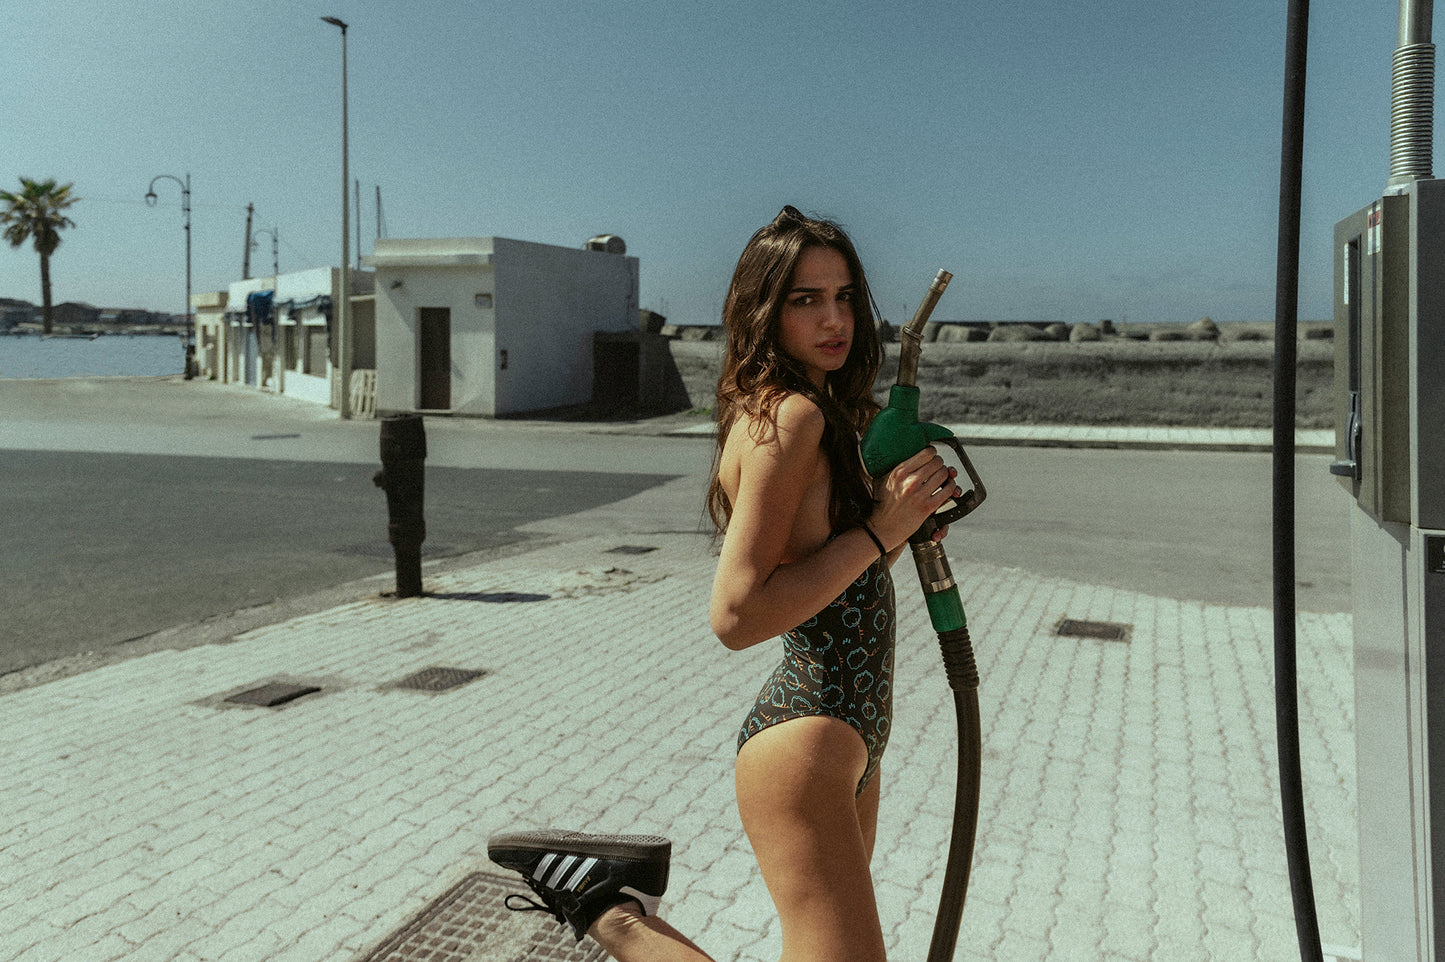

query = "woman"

[{"left": 490, "top": 206, "right": 959, "bottom": 962}]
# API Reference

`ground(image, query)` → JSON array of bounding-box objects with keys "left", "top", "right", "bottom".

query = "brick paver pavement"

[{"left": 0, "top": 526, "right": 1357, "bottom": 961}]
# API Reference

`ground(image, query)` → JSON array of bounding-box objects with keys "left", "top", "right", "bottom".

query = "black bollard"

[{"left": 373, "top": 414, "right": 427, "bottom": 597}]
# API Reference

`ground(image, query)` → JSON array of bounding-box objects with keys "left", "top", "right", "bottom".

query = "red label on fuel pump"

[{"left": 1367, "top": 204, "right": 1383, "bottom": 255}]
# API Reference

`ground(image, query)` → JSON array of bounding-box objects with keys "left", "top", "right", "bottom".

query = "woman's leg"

[
  {"left": 736, "top": 716, "right": 889, "bottom": 962},
  {"left": 588, "top": 902, "right": 716, "bottom": 961}
]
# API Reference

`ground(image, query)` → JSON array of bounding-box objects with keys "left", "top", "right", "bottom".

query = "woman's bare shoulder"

[
  {"left": 751, "top": 390, "right": 820, "bottom": 450},
  {"left": 774, "top": 391, "right": 825, "bottom": 434},
  {"left": 726, "top": 391, "right": 824, "bottom": 451}
]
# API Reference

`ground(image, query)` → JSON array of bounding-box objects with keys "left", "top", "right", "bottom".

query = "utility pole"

[{"left": 242, "top": 203, "right": 254, "bottom": 279}]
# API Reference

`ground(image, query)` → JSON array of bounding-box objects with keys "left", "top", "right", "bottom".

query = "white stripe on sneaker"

[
  {"left": 564, "top": 857, "right": 598, "bottom": 892},
  {"left": 546, "top": 855, "right": 579, "bottom": 889},
  {"left": 533, "top": 853, "right": 557, "bottom": 882}
]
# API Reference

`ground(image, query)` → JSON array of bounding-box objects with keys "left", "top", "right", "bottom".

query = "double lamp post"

[{"left": 144, "top": 172, "right": 194, "bottom": 378}]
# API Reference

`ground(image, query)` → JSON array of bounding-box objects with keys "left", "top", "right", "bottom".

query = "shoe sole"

[{"left": 488, "top": 829, "right": 671, "bottom": 863}]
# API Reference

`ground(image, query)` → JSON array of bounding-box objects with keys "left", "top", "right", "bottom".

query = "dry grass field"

[{"left": 665, "top": 323, "right": 1336, "bottom": 430}]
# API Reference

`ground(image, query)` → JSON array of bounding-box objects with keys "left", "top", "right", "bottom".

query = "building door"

[
  {"left": 593, "top": 338, "right": 640, "bottom": 405},
  {"left": 418, "top": 307, "right": 451, "bottom": 410}
]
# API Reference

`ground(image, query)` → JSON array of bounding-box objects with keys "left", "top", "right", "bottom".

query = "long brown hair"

[{"left": 706, "top": 206, "right": 883, "bottom": 535}]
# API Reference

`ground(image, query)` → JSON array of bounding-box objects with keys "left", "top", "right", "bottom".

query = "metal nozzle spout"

[
  {"left": 904, "top": 270, "right": 954, "bottom": 338},
  {"left": 897, "top": 269, "right": 953, "bottom": 388}
]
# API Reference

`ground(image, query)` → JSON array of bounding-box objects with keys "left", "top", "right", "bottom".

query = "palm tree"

[{"left": 1, "top": 178, "right": 79, "bottom": 335}]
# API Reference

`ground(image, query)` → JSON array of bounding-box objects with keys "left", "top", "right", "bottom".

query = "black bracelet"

[{"left": 859, "top": 522, "right": 887, "bottom": 558}]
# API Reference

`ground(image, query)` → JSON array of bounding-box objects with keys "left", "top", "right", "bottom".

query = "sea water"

[{"left": 0, "top": 335, "right": 187, "bottom": 379}]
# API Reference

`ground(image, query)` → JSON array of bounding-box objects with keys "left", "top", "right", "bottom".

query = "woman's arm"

[{"left": 709, "top": 394, "right": 956, "bottom": 651}]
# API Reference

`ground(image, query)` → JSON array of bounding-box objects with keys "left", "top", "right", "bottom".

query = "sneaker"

[{"left": 488, "top": 829, "right": 671, "bottom": 942}]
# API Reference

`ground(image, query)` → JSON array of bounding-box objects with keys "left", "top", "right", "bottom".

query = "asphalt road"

[
  {"left": 0, "top": 451, "right": 677, "bottom": 674},
  {"left": 952, "top": 444, "right": 1351, "bottom": 615},
  {"left": 0, "top": 377, "right": 1353, "bottom": 684},
  {"left": 0, "top": 443, "right": 1352, "bottom": 679}
]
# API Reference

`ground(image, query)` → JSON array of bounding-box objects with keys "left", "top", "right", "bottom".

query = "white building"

[
  {"left": 364, "top": 236, "right": 639, "bottom": 417},
  {"left": 193, "top": 267, "right": 375, "bottom": 410}
]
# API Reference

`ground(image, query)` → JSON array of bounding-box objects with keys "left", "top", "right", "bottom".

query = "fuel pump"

[
  {"left": 1334, "top": 181, "right": 1445, "bottom": 962},
  {"left": 1332, "top": 2, "right": 1445, "bottom": 958}
]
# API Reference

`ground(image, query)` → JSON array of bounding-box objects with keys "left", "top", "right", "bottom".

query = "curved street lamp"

[
  {"left": 144, "top": 172, "right": 194, "bottom": 378},
  {"left": 321, "top": 15, "right": 352, "bottom": 418}
]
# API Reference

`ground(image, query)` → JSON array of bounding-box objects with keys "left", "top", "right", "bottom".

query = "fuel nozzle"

[
  {"left": 896, "top": 269, "right": 953, "bottom": 389},
  {"left": 862, "top": 268, "right": 983, "bottom": 524}
]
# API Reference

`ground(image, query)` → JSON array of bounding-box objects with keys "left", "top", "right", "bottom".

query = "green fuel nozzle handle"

[
  {"left": 861, "top": 385, "right": 952, "bottom": 471},
  {"left": 861, "top": 385, "right": 987, "bottom": 527}
]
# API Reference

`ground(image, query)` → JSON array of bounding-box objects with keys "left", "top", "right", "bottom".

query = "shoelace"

[{"left": 504, "top": 886, "right": 566, "bottom": 926}]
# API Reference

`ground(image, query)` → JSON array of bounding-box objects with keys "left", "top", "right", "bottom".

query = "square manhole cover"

[
  {"left": 390, "top": 667, "right": 487, "bottom": 693},
  {"left": 356, "top": 871, "right": 607, "bottom": 962},
  {"left": 1056, "top": 618, "right": 1130, "bottom": 642},
  {"left": 224, "top": 682, "right": 322, "bottom": 707}
]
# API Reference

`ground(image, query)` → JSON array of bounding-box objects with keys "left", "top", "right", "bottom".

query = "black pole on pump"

[{"left": 1271, "top": 0, "right": 1324, "bottom": 959}]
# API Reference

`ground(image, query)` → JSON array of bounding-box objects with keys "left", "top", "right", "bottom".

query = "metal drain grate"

[
  {"left": 391, "top": 667, "right": 487, "bottom": 692},
  {"left": 356, "top": 871, "right": 608, "bottom": 962},
  {"left": 1056, "top": 618, "right": 1130, "bottom": 642},
  {"left": 224, "top": 682, "right": 322, "bottom": 707},
  {"left": 606, "top": 545, "right": 657, "bottom": 555}
]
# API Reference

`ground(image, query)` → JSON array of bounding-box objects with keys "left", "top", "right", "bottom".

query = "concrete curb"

[{"left": 661, "top": 420, "right": 1336, "bottom": 454}]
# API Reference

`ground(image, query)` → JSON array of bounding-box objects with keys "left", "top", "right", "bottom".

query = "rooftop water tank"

[{"left": 585, "top": 235, "right": 626, "bottom": 254}]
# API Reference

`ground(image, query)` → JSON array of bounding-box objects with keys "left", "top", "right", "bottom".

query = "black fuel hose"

[
  {"left": 1271, "top": 0, "right": 1324, "bottom": 959},
  {"left": 926, "top": 625, "right": 982, "bottom": 962}
]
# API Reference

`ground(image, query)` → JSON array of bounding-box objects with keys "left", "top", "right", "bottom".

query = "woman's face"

[{"left": 777, "top": 245, "right": 856, "bottom": 388}]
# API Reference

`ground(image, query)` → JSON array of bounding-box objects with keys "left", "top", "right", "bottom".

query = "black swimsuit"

[{"left": 736, "top": 555, "right": 896, "bottom": 795}]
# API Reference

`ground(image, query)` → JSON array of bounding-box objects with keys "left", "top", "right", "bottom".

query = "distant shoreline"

[{"left": 2, "top": 324, "right": 189, "bottom": 338}]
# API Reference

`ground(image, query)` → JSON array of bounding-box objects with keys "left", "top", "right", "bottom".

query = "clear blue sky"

[{"left": 2, "top": 0, "right": 1425, "bottom": 326}]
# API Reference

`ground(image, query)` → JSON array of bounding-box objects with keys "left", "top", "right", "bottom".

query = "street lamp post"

[
  {"left": 144, "top": 172, "right": 194, "bottom": 379},
  {"left": 322, "top": 15, "right": 352, "bottom": 418}
]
